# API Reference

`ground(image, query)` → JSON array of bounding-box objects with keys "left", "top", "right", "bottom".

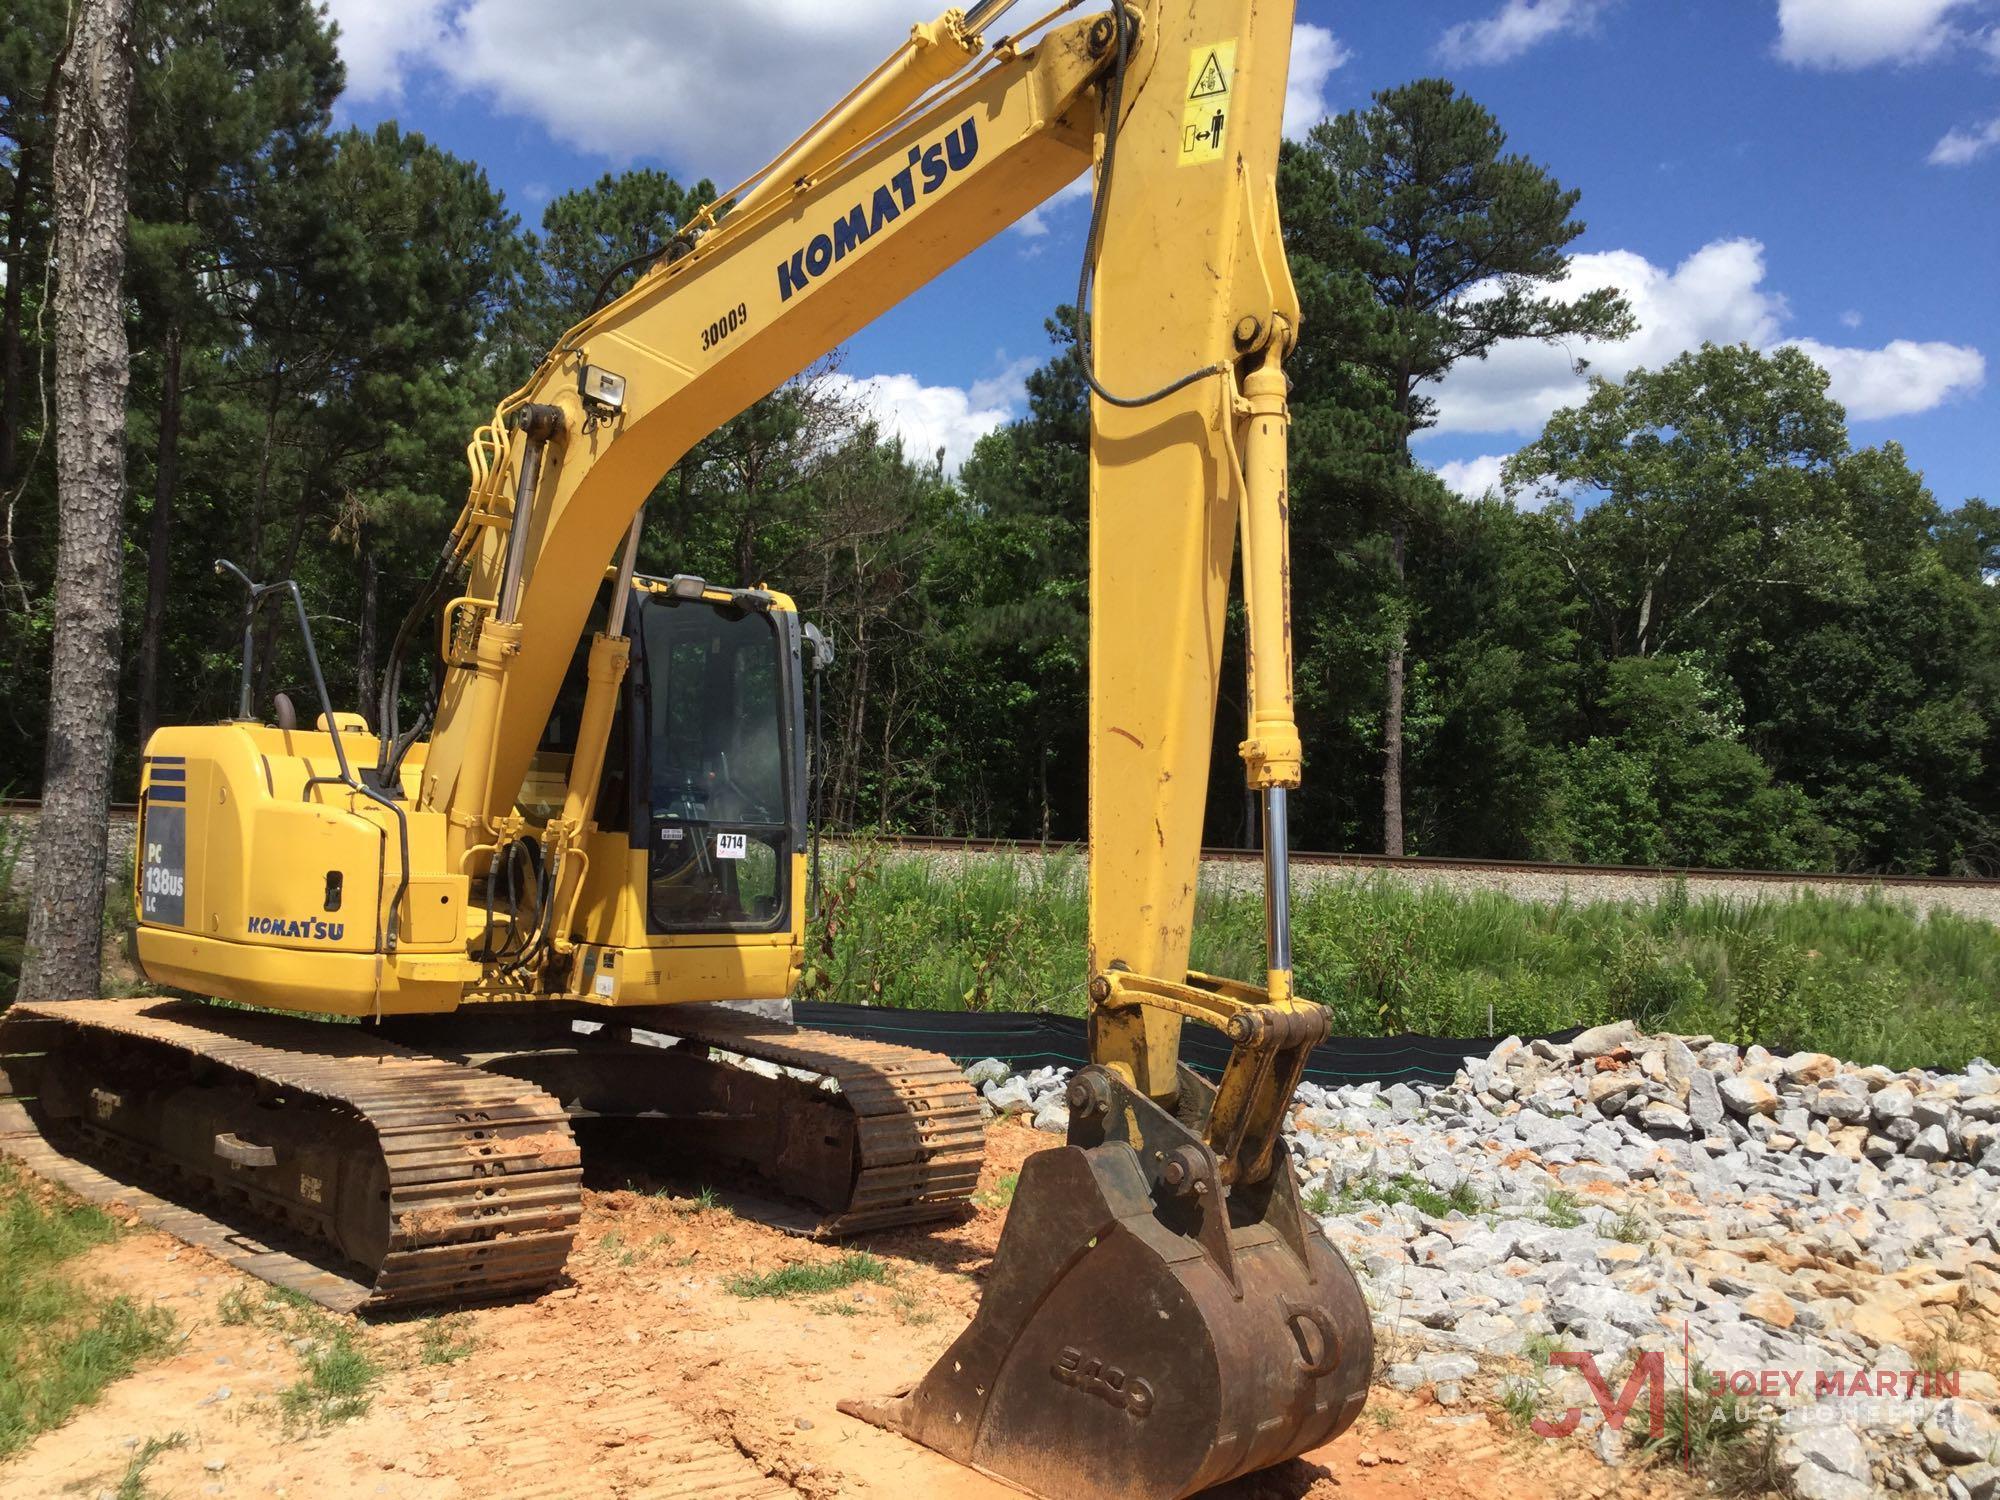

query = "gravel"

[{"left": 963, "top": 1027, "right": 2000, "bottom": 1492}]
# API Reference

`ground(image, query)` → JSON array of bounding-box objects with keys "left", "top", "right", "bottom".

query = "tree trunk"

[
  {"left": 1, "top": 130, "right": 46, "bottom": 614},
  {"left": 137, "top": 316, "right": 182, "bottom": 747},
  {"left": 20, "top": 0, "right": 136, "bottom": 1001},
  {"left": 0, "top": 134, "right": 38, "bottom": 490},
  {"left": 1381, "top": 515, "right": 1407, "bottom": 857},
  {"left": 357, "top": 522, "right": 378, "bottom": 723},
  {"left": 251, "top": 493, "right": 309, "bottom": 708}
]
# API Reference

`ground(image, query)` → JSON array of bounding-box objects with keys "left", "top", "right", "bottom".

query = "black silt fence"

[{"left": 792, "top": 1002, "right": 1588, "bottom": 1088}]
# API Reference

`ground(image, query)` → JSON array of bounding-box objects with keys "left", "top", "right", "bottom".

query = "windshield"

[{"left": 640, "top": 600, "right": 790, "bottom": 933}]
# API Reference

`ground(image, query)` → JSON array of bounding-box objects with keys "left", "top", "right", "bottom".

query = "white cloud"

[
  {"left": 321, "top": 0, "right": 449, "bottom": 101},
  {"left": 1433, "top": 454, "right": 1509, "bottom": 499},
  {"left": 1431, "top": 239, "right": 1779, "bottom": 435},
  {"left": 820, "top": 371, "right": 1013, "bottom": 472},
  {"left": 1840, "top": 308, "right": 1864, "bottom": 328},
  {"left": 1284, "top": 24, "right": 1350, "bottom": 137},
  {"left": 1773, "top": 0, "right": 1987, "bottom": 68},
  {"left": 320, "top": 0, "right": 952, "bottom": 178},
  {"left": 1788, "top": 337, "right": 1989, "bottom": 418},
  {"left": 1013, "top": 172, "right": 1091, "bottom": 239},
  {"left": 968, "top": 355, "right": 1039, "bottom": 413},
  {"left": 1437, "top": 0, "right": 1614, "bottom": 66},
  {"left": 1427, "top": 238, "right": 1985, "bottom": 436},
  {"left": 1930, "top": 116, "right": 2000, "bottom": 165},
  {"left": 329, "top": 4, "right": 1351, "bottom": 184}
]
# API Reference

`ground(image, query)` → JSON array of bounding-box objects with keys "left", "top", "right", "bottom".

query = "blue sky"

[{"left": 323, "top": 0, "right": 1997, "bottom": 506}]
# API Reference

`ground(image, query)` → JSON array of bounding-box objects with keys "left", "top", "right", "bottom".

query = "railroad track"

[
  {"left": 838, "top": 831, "right": 2000, "bottom": 890},
  {"left": 5, "top": 798, "right": 1996, "bottom": 889}
]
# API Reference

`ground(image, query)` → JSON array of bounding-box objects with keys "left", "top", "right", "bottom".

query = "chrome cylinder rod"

[
  {"left": 498, "top": 404, "right": 563, "bottom": 624},
  {"left": 962, "top": 0, "right": 1022, "bottom": 33},
  {"left": 1263, "top": 786, "right": 1292, "bottom": 980},
  {"left": 607, "top": 507, "right": 645, "bottom": 636}
]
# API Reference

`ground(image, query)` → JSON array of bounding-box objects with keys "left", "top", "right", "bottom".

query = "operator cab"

[{"left": 534, "top": 574, "right": 809, "bottom": 938}]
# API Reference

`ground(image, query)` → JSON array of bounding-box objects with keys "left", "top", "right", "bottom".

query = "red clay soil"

[{"left": 4, "top": 1119, "right": 1687, "bottom": 1500}]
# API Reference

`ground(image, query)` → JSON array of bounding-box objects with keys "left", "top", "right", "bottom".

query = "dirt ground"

[{"left": 4, "top": 1120, "right": 1689, "bottom": 1500}]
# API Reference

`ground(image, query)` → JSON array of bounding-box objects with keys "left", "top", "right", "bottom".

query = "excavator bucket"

[{"left": 842, "top": 1065, "right": 1372, "bottom": 1499}]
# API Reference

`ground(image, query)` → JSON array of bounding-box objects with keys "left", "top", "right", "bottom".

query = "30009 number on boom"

[{"left": 701, "top": 303, "right": 749, "bottom": 352}]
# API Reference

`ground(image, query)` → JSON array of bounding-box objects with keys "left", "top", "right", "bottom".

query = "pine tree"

[{"left": 1283, "top": 80, "right": 1632, "bottom": 853}]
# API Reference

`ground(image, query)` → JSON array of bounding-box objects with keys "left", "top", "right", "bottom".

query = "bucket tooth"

[{"left": 842, "top": 1066, "right": 1372, "bottom": 1500}]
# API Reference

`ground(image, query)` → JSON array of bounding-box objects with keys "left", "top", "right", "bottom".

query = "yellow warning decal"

[{"left": 1180, "top": 40, "right": 1236, "bottom": 166}]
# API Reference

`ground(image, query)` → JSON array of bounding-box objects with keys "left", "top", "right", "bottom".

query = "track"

[
  {"left": 630, "top": 1003, "right": 987, "bottom": 1234},
  {"left": 380, "top": 1002, "right": 988, "bottom": 1238},
  {"left": 0, "top": 997, "right": 583, "bottom": 1310}
]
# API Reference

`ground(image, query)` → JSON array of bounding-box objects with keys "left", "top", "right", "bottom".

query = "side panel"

[{"left": 134, "top": 725, "right": 469, "bottom": 1016}]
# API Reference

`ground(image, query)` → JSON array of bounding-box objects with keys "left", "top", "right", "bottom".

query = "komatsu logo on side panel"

[
  {"left": 776, "top": 118, "right": 979, "bottom": 303},
  {"left": 249, "top": 915, "right": 345, "bottom": 941}
]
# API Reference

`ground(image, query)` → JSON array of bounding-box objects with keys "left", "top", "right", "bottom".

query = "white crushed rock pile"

[{"left": 964, "top": 1024, "right": 2000, "bottom": 1498}]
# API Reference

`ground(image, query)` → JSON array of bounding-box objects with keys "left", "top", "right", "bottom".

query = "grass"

[
  {"left": 108, "top": 1432, "right": 187, "bottom": 1500},
  {"left": 596, "top": 1228, "right": 676, "bottom": 1269},
  {"left": 209, "top": 1282, "right": 380, "bottom": 1433},
  {"left": 1331, "top": 1171, "right": 1486, "bottom": 1220},
  {"left": 215, "top": 1284, "right": 312, "bottom": 1327},
  {"left": 1539, "top": 1190, "right": 1585, "bottom": 1229},
  {"left": 0, "top": 1164, "right": 176, "bottom": 1458},
  {"left": 726, "top": 1252, "right": 890, "bottom": 1300},
  {"left": 277, "top": 1327, "right": 378, "bottom": 1432},
  {"left": 1522, "top": 1332, "right": 1567, "bottom": 1366},
  {"left": 1705, "top": 1421, "right": 1794, "bottom": 1498},
  {"left": 417, "top": 1315, "right": 478, "bottom": 1366},
  {"left": 1498, "top": 1377, "right": 1541, "bottom": 1430},
  {"left": 1635, "top": 1363, "right": 1762, "bottom": 1478},
  {"left": 1608, "top": 1206, "right": 1652, "bottom": 1245},
  {"left": 801, "top": 849, "right": 2000, "bottom": 1068},
  {"left": 973, "top": 1172, "right": 1019, "bottom": 1211},
  {"left": 657, "top": 1184, "right": 722, "bottom": 1215}
]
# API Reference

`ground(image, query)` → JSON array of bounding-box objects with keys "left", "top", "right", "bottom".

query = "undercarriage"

[{"left": 0, "top": 997, "right": 983, "bottom": 1310}]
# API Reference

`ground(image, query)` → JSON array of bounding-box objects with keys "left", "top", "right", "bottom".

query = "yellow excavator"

[{"left": 0, "top": 1, "right": 1371, "bottom": 1493}]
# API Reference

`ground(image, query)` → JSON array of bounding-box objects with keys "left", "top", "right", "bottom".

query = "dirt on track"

[{"left": 4, "top": 1119, "right": 1681, "bottom": 1500}]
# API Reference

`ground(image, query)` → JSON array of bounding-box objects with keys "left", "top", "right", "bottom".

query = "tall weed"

[{"left": 804, "top": 851, "right": 2000, "bottom": 1069}]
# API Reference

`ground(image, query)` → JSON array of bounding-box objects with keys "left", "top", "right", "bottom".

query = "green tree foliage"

[
  {"left": 1281, "top": 79, "right": 1634, "bottom": 854},
  {"left": 527, "top": 168, "right": 715, "bottom": 347},
  {"left": 0, "top": 31, "right": 1994, "bottom": 885},
  {"left": 125, "top": 0, "right": 343, "bottom": 742},
  {"left": 1512, "top": 344, "right": 2000, "bottom": 872}
]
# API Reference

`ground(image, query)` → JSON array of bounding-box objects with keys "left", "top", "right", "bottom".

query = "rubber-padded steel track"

[
  {"left": 0, "top": 998, "right": 582, "bottom": 1310},
  {"left": 621, "top": 1004, "right": 985, "bottom": 1234}
]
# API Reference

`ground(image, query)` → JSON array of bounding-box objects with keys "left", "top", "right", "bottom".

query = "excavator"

[{"left": 0, "top": 1, "right": 1371, "bottom": 1494}]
